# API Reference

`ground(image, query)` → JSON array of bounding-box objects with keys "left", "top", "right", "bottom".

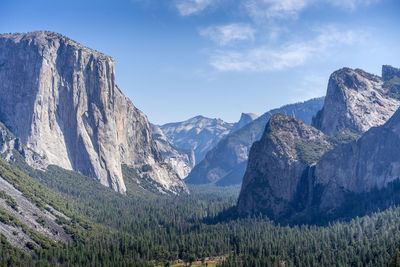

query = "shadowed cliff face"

[
  {"left": 0, "top": 31, "right": 188, "bottom": 195},
  {"left": 238, "top": 66, "right": 400, "bottom": 224},
  {"left": 314, "top": 108, "right": 400, "bottom": 209},
  {"left": 237, "top": 114, "right": 333, "bottom": 219}
]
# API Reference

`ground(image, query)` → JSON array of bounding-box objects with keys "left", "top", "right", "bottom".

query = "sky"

[{"left": 0, "top": 0, "right": 399, "bottom": 124}]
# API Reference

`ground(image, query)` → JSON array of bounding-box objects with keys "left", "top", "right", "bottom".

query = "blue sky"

[{"left": 1, "top": 0, "right": 399, "bottom": 124}]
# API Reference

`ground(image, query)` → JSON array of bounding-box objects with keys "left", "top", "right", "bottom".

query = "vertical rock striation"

[{"left": 0, "top": 31, "right": 188, "bottom": 194}]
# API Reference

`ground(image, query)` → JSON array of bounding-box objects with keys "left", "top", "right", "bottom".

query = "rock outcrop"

[
  {"left": 312, "top": 67, "right": 400, "bottom": 135},
  {"left": 0, "top": 31, "right": 188, "bottom": 195},
  {"left": 237, "top": 66, "right": 400, "bottom": 223},
  {"left": 237, "top": 114, "right": 333, "bottom": 219},
  {"left": 186, "top": 98, "right": 324, "bottom": 185},
  {"left": 239, "top": 108, "right": 400, "bottom": 223},
  {"left": 313, "top": 108, "right": 400, "bottom": 211},
  {"left": 151, "top": 124, "right": 195, "bottom": 179},
  {"left": 0, "top": 122, "right": 48, "bottom": 170}
]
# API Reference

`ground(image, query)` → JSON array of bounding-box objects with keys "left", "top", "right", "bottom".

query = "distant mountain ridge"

[
  {"left": 159, "top": 115, "right": 235, "bottom": 164},
  {"left": 185, "top": 97, "right": 325, "bottom": 186},
  {"left": 155, "top": 112, "right": 259, "bottom": 178}
]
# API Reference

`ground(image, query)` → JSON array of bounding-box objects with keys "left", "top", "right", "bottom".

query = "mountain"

[
  {"left": 312, "top": 108, "right": 400, "bottom": 216},
  {"left": 238, "top": 108, "right": 400, "bottom": 224},
  {"left": 185, "top": 97, "right": 325, "bottom": 185},
  {"left": 237, "top": 66, "right": 400, "bottom": 223},
  {"left": 159, "top": 115, "right": 234, "bottom": 164},
  {"left": 312, "top": 67, "right": 400, "bottom": 135},
  {"left": 151, "top": 124, "right": 195, "bottom": 179},
  {"left": 157, "top": 113, "right": 258, "bottom": 176},
  {"left": 237, "top": 114, "right": 334, "bottom": 219},
  {"left": 0, "top": 122, "right": 48, "bottom": 171},
  {"left": 0, "top": 159, "right": 72, "bottom": 252},
  {"left": 231, "top": 113, "right": 259, "bottom": 133},
  {"left": 0, "top": 31, "right": 188, "bottom": 195}
]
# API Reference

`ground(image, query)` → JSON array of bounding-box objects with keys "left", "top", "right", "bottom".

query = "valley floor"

[{"left": 1, "top": 157, "right": 400, "bottom": 266}]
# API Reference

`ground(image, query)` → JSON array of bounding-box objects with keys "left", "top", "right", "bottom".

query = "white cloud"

[
  {"left": 175, "top": 0, "right": 215, "bottom": 16},
  {"left": 200, "top": 24, "right": 255, "bottom": 46},
  {"left": 244, "top": 0, "right": 309, "bottom": 21},
  {"left": 175, "top": 0, "right": 380, "bottom": 18},
  {"left": 210, "top": 43, "right": 310, "bottom": 71},
  {"left": 326, "top": 0, "right": 380, "bottom": 10},
  {"left": 209, "top": 27, "right": 362, "bottom": 72}
]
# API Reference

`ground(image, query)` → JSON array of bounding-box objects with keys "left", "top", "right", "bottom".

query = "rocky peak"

[
  {"left": 160, "top": 116, "right": 233, "bottom": 163},
  {"left": 382, "top": 65, "right": 400, "bottom": 81},
  {"left": 238, "top": 66, "right": 400, "bottom": 223},
  {"left": 231, "top": 113, "right": 259, "bottom": 133},
  {"left": 237, "top": 114, "right": 332, "bottom": 219},
  {"left": 186, "top": 97, "right": 324, "bottom": 186},
  {"left": 0, "top": 31, "right": 188, "bottom": 195},
  {"left": 312, "top": 67, "right": 400, "bottom": 136}
]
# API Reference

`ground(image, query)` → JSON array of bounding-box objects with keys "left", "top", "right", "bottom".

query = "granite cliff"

[
  {"left": 151, "top": 124, "right": 195, "bottom": 179},
  {"left": 238, "top": 66, "right": 400, "bottom": 223},
  {"left": 312, "top": 67, "right": 400, "bottom": 135},
  {"left": 237, "top": 114, "right": 333, "bottom": 219},
  {"left": 0, "top": 31, "right": 188, "bottom": 195}
]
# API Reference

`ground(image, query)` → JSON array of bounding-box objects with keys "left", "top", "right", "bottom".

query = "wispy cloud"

[
  {"left": 174, "top": 0, "right": 381, "bottom": 17},
  {"left": 210, "top": 44, "right": 310, "bottom": 71},
  {"left": 200, "top": 24, "right": 255, "bottom": 46},
  {"left": 175, "top": 0, "right": 215, "bottom": 16},
  {"left": 326, "top": 0, "right": 380, "bottom": 10},
  {"left": 244, "top": 0, "right": 309, "bottom": 21},
  {"left": 209, "top": 27, "right": 362, "bottom": 71}
]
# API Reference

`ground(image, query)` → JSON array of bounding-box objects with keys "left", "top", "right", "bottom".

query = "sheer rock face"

[
  {"left": 314, "top": 108, "right": 400, "bottom": 210},
  {"left": 237, "top": 66, "right": 400, "bottom": 223},
  {"left": 312, "top": 68, "right": 400, "bottom": 136},
  {"left": 237, "top": 114, "right": 332, "bottom": 218},
  {"left": 0, "top": 31, "right": 188, "bottom": 195},
  {"left": 151, "top": 124, "right": 195, "bottom": 179}
]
